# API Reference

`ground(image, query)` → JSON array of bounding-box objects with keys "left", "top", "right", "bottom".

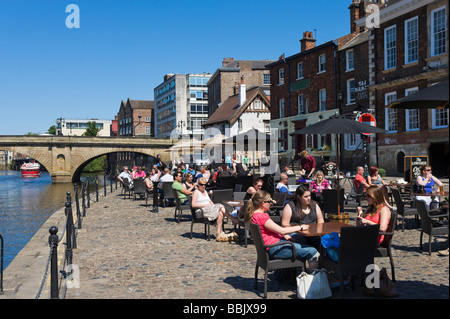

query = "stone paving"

[{"left": 65, "top": 187, "right": 449, "bottom": 300}]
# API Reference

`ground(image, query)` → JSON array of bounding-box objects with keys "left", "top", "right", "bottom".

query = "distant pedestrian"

[{"left": 300, "top": 150, "right": 316, "bottom": 179}]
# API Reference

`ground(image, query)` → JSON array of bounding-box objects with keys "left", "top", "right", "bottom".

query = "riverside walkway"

[{"left": 64, "top": 187, "right": 448, "bottom": 300}]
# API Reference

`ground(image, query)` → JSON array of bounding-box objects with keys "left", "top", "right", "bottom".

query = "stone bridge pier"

[{"left": 0, "top": 136, "right": 175, "bottom": 183}]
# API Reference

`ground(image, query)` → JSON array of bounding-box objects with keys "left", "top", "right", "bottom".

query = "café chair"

[
  {"left": 345, "top": 179, "right": 365, "bottom": 206},
  {"left": 237, "top": 200, "right": 250, "bottom": 247},
  {"left": 374, "top": 211, "right": 397, "bottom": 281},
  {"left": 237, "top": 175, "right": 253, "bottom": 192},
  {"left": 132, "top": 179, "right": 148, "bottom": 202},
  {"left": 233, "top": 192, "right": 246, "bottom": 201},
  {"left": 234, "top": 184, "right": 242, "bottom": 192},
  {"left": 161, "top": 181, "right": 175, "bottom": 208},
  {"left": 269, "top": 192, "right": 286, "bottom": 225},
  {"left": 322, "top": 188, "right": 345, "bottom": 218},
  {"left": 218, "top": 176, "right": 236, "bottom": 190},
  {"left": 188, "top": 197, "right": 222, "bottom": 241},
  {"left": 415, "top": 199, "right": 449, "bottom": 255},
  {"left": 173, "top": 188, "right": 190, "bottom": 223},
  {"left": 392, "top": 188, "right": 418, "bottom": 232},
  {"left": 249, "top": 223, "right": 306, "bottom": 299},
  {"left": 212, "top": 189, "right": 233, "bottom": 212},
  {"left": 121, "top": 179, "right": 133, "bottom": 199},
  {"left": 319, "top": 224, "right": 380, "bottom": 298}
]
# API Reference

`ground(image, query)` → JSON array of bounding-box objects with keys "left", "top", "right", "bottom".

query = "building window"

[
  {"left": 431, "top": 6, "right": 447, "bottom": 56},
  {"left": 298, "top": 94, "right": 304, "bottom": 114},
  {"left": 432, "top": 108, "right": 449, "bottom": 128},
  {"left": 405, "top": 16, "right": 419, "bottom": 64},
  {"left": 297, "top": 62, "right": 304, "bottom": 79},
  {"left": 344, "top": 134, "right": 362, "bottom": 151},
  {"left": 145, "top": 116, "right": 151, "bottom": 122},
  {"left": 263, "top": 74, "right": 270, "bottom": 85},
  {"left": 384, "top": 25, "right": 397, "bottom": 70},
  {"left": 145, "top": 126, "right": 151, "bottom": 134},
  {"left": 278, "top": 68, "right": 285, "bottom": 85},
  {"left": 318, "top": 54, "right": 326, "bottom": 73},
  {"left": 385, "top": 92, "right": 397, "bottom": 132},
  {"left": 279, "top": 98, "right": 285, "bottom": 118},
  {"left": 254, "top": 100, "right": 261, "bottom": 110},
  {"left": 405, "top": 87, "right": 419, "bottom": 131},
  {"left": 347, "top": 79, "right": 355, "bottom": 104},
  {"left": 346, "top": 50, "right": 354, "bottom": 71},
  {"left": 319, "top": 89, "right": 326, "bottom": 111}
]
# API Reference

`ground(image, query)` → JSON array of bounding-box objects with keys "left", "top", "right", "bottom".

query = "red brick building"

[{"left": 357, "top": 0, "right": 449, "bottom": 177}]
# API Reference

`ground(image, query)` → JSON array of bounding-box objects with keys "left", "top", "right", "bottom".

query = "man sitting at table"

[
  {"left": 276, "top": 173, "right": 294, "bottom": 205},
  {"left": 172, "top": 171, "right": 193, "bottom": 205},
  {"left": 354, "top": 166, "right": 369, "bottom": 193}
]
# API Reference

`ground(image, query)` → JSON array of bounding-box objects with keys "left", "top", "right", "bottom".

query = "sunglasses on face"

[
  {"left": 256, "top": 184, "right": 263, "bottom": 188},
  {"left": 198, "top": 183, "right": 206, "bottom": 186},
  {"left": 264, "top": 199, "right": 274, "bottom": 203},
  {"left": 425, "top": 169, "right": 431, "bottom": 171}
]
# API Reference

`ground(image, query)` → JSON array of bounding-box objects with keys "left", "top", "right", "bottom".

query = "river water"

[{"left": 0, "top": 170, "right": 103, "bottom": 270}]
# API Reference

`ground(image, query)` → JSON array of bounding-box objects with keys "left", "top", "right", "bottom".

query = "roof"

[
  {"left": 127, "top": 99, "right": 154, "bottom": 109},
  {"left": 208, "top": 60, "right": 274, "bottom": 84},
  {"left": 338, "top": 31, "right": 369, "bottom": 51},
  {"left": 202, "top": 86, "right": 270, "bottom": 127}
]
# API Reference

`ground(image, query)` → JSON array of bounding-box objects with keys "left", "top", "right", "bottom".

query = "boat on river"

[{"left": 20, "top": 161, "right": 41, "bottom": 178}]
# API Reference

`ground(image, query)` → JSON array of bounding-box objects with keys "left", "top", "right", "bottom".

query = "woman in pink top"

[
  {"left": 244, "top": 190, "right": 320, "bottom": 270},
  {"left": 356, "top": 186, "right": 391, "bottom": 246}
]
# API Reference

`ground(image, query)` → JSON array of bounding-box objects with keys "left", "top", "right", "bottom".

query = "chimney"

[
  {"left": 349, "top": 0, "right": 362, "bottom": 33},
  {"left": 222, "top": 57, "right": 234, "bottom": 66},
  {"left": 300, "top": 31, "right": 316, "bottom": 52},
  {"left": 239, "top": 76, "right": 246, "bottom": 107}
]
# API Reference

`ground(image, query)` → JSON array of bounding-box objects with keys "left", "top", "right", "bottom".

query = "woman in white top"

[{"left": 191, "top": 177, "right": 239, "bottom": 241}]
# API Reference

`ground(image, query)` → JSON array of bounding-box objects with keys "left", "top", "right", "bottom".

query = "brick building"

[
  {"left": 117, "top": 98, "right": 154, "bottom": 137},
  {"left": 356, "top": 0, "right": 449, "bottom": 177},
  {"left": 207, "top": 58, "right": 273, "bottom": 119}
]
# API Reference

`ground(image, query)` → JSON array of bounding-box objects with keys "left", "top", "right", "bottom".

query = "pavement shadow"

[{"left": 223, "top": 274, "right": 297, "bottom": 299}]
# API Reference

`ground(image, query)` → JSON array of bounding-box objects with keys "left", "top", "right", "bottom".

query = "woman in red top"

[
  {"left": 356, "top": 186, "right": 391, "bottom": 245},
  {"left": 245, "top": 190, "right": 320, "bottom": 270}
]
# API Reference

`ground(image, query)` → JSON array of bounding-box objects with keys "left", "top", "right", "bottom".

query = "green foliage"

[
  {"left": 82, "top": 121, "right": 101, "bottom": 136},
  {"left": 378, "top": 168, "right": 386, "bottom": 177},
  {"left": 47, "top": 125, "right": 56, "bottom": 135},
  {"left": 83, "top": 156, "right": 105, "bottom": 172}
]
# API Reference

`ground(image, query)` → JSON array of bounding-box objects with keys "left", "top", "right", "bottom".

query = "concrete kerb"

[{"left": 0, "top": 184, "right": 119, "bottom": 299}]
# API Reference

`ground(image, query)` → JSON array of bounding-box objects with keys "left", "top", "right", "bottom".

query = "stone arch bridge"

[{"left": 0, "top": 135, "right": 176, "bottom": 183}]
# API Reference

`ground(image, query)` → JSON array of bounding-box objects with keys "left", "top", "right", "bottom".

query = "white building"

[
  {"left": 153, "top": 73, "right": 211, "bottom": 138},
  {"left": 55, "top": 118, "right": 112, "bottom": 136}
]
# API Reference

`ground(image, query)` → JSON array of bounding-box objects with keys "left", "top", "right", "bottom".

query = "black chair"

[
  {"left": 415, "top": 199, "right": 449, "bottom": 255},
  {"left": 237, "top": 200, "right": 250, "bottom": 247},
  {"left": 392, "top": 188, "right": 418, "bottom": 231},
  {"left": 173, "top": 188, "right": 190, "bottom": 223},
  {"left": 374, "top": 211, "right": 398, "bottom": 281},
  {"left": 188, "top": 197, "right": 221, "bottom": 241},
  {"left": 249, "top": 223, "right": 307, "bottom": 299},
  {"left": 346, "top": 178, "right": 365, "bottom": 206},
  {"left": 234, "top": 184, "right": 242, "bottom": 192},
  {"left": 132, "top": 178, "right": 147, "bottom": 202},
  {"left": 320, "top": 224, "right": 380, "bottom": 298},
  {"left": 237, "top": 175, "right": 253, "bottom": 192},
  {"left": 322, "top": 188, "right": 345, "bottom": 217},
  {"left": 269, "top": 192, "right": 286, "bottom": 224},
  {"left": 218, "top": 176, "right": 236, "bottom": 190},
  {"left": 121, "top": 179, "right": 133, "bottom": 199},
  {"left": 233, "top": 192, "right": 247, "bottom": 201},
  {"left": 161, "top": 181, "right": 174, "bottom": 207}
]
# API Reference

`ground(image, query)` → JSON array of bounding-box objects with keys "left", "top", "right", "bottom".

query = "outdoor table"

[
  {"left": 296, "top": 221, "right": 353, "bottom": 237},
  {"left": 413, "top": 191, "right": 448, "bottom": 197},
  {"left": 223, "top": 200, "right": 244, "bottom": 208}
]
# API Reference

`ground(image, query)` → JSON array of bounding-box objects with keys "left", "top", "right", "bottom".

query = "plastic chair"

[
  {"left": 392, "top": 188, "right": 418, "bottom": 231},
  {"left": 121, "top": 178, "right": 133, "bottom": 199},
  {"left": 319, "top": 224, "right": 380, "bottom": 298},
  {"left": 173, "top": 188, "right": 190, "bottom": 223},
  {"left": 132, "top": 179, "right": 147, "bottom": 202},
  {"left": 374, "top": 211, "right": 398, "bottom": 281},
  {"left": 415, "top": 199, "right": 449, "bottom": 255},
  {"left": 161, "top": 181, "right": 174, "bottom": 207},
  {"left": 249, "top": 223, "right": 307, "bottom": 299},
  {"left": 233, "top": 192, "right": 246, "bottom": 201},
  {"left": 322, "top": 188, "right": 345, "bottom": 217},
  {"left": 188, "top": 197, "right": 221, "bottom": 241}
]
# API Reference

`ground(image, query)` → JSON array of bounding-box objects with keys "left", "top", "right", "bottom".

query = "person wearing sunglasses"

[
  {"left": 415, "top": 165, "right": 443, "bottom": 209},
  {"left": 245, "top": 190, "right": 319, "bottom": 270},
  {"left": 191, "top": 177, "right": 239, "bottom": 241}
]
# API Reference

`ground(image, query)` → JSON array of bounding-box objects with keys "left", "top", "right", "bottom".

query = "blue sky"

[{"left": 0, "top": 0, "right": 351, "bottom": 135}]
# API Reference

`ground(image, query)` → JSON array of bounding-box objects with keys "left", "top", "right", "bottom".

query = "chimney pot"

[{"left": 300, "top": 31, "right": 316, "bottom": 52}]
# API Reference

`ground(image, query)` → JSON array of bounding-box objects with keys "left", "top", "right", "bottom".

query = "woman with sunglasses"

[
  {"left": 415, "top": 165, "right": 443, "bottom": 209},
  {"left": 191, "top": 177, "right": 239, "bottom": 241},
  {"left": 245, "top": 190, "right": 320, "bottom": 270},
  {"left": 356, "top": 186, "right": 391, "bottom": 246}
]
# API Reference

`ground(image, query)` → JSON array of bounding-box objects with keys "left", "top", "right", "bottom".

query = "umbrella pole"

[{"left": 336, "top": 134, "right": 341, "bottom": 216}]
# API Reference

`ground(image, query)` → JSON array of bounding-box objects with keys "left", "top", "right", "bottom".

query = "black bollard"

[
  {"left": 152, "top": 181, "right": 159, "bottom": 213},
  {"left": 104, "top": 174, "right": 107, "bottom": 197},
  {"left": 48, "top": 226, "right": 59, "bottom": 299},
  {"left": 95, "top": 175, "right": 99, "bottom": 202},
  {"left": 0, "top": 234, "right": 4, "bottom": 295}
]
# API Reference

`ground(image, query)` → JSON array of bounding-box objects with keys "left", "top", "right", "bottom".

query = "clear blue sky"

[{"left": 0, "top": 0, "right": 351, "bottom": 135}]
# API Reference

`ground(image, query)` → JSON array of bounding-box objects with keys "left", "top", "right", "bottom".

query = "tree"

[
  {"left": 47, "top": 125, "right": 56, "bottom": 135},
  {"left": 82, "top": 121, "right": 101, "bottom": 136}
]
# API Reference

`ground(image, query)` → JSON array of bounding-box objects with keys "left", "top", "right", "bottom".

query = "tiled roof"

[
  {"left": 127, "top": 99, "right": 154, "bottom": 109},
  {"left": 202, "top": 86, "right": 270, "bottom": 126}
]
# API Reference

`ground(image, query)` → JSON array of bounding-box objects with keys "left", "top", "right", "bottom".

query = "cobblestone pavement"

[{"left": 65, "top": 189, "right": 448, "bottom": 300}]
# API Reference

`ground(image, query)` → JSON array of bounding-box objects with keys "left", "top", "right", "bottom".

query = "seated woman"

[
  {"left": 244, "top": 178, "right": 264, "bottom": 200},
  {"left": 415, "top": 165, "right": 444, "bottom": 209},
  {"left": 144, "top": 171, "right": 154, "bottom": 191},
  {"left": 281, "top": 185, "right": 324, "bottom": 249},
  {"left": 183, "top": 173, "right": 197, "bottom": 192},
  {"left": 191, "top": 177, "right": 239, "bottom": 241},
  {"left": 309, "top": 170, "right": 331, "bottom": 205},
  {"left": 356, "top": 185, "right": 391, "bottom": 246},
  {"left": 245, "top": 190, "right": 320, "bottom": 270},
  {"left": 367, "top": 166, "right": 387, "bottom": 186}
]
